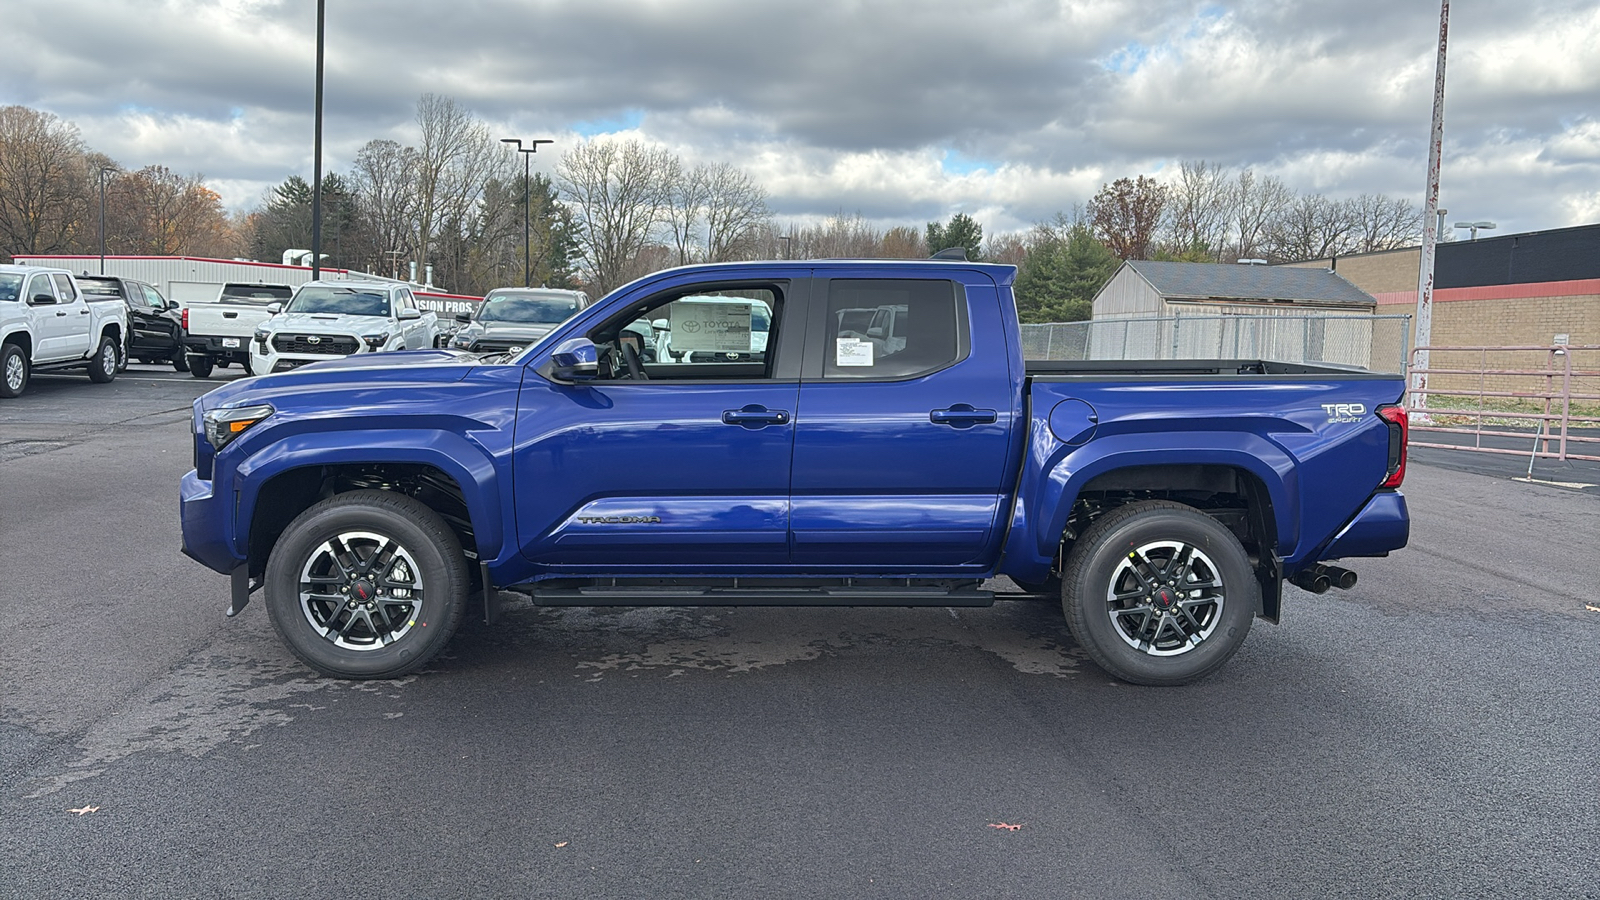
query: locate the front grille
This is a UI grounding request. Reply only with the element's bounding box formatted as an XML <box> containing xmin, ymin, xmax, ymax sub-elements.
<box><xmin>473</xmin><ymin>339</ymin><xmax>533</xmax><ymax>353</ymax></box>
<box><xmin>272</xmin><ymin>333</ymin><xmax>359</xmax><ymax>355</ymax></box>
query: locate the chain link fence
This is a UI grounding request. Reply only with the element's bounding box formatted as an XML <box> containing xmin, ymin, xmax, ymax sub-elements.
<box><xmin>1020</xmin><ymin>314</ymin><xmax>1413</xmax><ymax>373</ymax></box>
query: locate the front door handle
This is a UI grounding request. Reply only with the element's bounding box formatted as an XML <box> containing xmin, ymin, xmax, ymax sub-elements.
<box><xmin>723</xmin><ymin>405</ymin><xmax>790</xmax><ymax>428</ymax></box>
<box><xmin>930</xmin><ymin>404</ymin><xmax>998</xmax><ymax>428</ymax></box>
<box><xmin>56</xmin><ymin>311</ymin><xmax>68</xmax><ymax>317</ymax></box>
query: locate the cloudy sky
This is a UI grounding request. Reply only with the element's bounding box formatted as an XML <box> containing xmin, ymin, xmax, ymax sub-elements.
<box><xmin>7</xmin><ymin>0</ymin><xmax>1598</xmax><ymax>239</ymax></box>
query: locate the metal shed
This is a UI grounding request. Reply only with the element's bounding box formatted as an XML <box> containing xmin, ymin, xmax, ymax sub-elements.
<box><xmin>1089</xmin><ymin>260</ymin><xmax>1385</xmax><ymax>366</ymax></box>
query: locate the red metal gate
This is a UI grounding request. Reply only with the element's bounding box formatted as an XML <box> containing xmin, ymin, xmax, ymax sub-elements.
<box><xmin>1406</xmin><ymin>344</ymin><xmax>1600</xmax><ymax>462</ymax></box>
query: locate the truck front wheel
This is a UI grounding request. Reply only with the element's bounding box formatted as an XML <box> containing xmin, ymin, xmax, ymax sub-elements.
<box><xmin>264</xmin><ymin>490</ymin><xmax>468</xmax><ymax>679</ymax></box>
<box><xmin>1</xmin><ymin>343</ymin><xmax>28</xmax><ymax>398</ymax></box>
<box><xmin>88</xmin><ymin>336</ymin><xmax>119</xmax><ymax>383</ymax></box>
<box><xmin>1061</xmin><ymin>500</ymin><xmax>1256</xmax><ymax>686</ymax></box>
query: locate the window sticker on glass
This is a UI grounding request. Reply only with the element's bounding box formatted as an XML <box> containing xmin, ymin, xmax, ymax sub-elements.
<box><xmin>836</xmin><ymin>337</ymin><xmax>874</xmax><ymax>366</ymax></box>
<box><xmin>670</xmin><ymin>300</ymin><xmax>753</xmax><ymax>353</ymax></box>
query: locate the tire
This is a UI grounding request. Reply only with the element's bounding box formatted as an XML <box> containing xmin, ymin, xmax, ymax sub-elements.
<box><xmin>1</xmin><ymin>343</ymin><xmax>28</xmax><ymax>399</ymax></box>
<box><xmin>189</xmin><ymin>354</ymin><xmax>214</xmax><ymax>378</ymax></box>
<box><xmin>1061</xmin><ymin>500</ymin><xmax>1257</xmax><ymax>686</ymax></box>
<box><xmin>264</xmin><ymin>489</ymin><xmax>469</xmax><ymax>679</ymax></box>
<box><xmin>88</xmin><ymin>336</ymin><xmax>119</xmax><ymax>383</ymax></box>
<box><xmin>172</xmin><ymin>347</ymin><xmax>190</xmax><ymax>372</ymax></box>
<box><xmin>217</xmin><ymin>359</ymin><xmax>231</xmax><ymax>368</ymax></box>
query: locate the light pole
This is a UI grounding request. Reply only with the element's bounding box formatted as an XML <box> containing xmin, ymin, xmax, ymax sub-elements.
<box><xmin>499</xmin><ymin>137</ymin><xmax>554</xmax><ymax>287</ymax></box>
<box><xmin>97</xmin><ymin>166</ymin><xmax>116</xmax><ymax>274</ymax></box>
<box><xmin>310</xmin><ymin>0</ymin><xmax>326</xmax><ymax>280</ymax></box>
<box><xmin>1453</xmin><ymin>220</ymin><xmax>1496</xmax><ymax>241</ymax></box>
<box><xmin>1412</xmin><ymin>0</ymin><xmax>1450</xmax><ymax>413</ymax></box>
<box><xmin>1435</xmin><ymin>207</ymin><xmax>1448</xmax><ymax>239</ymax></box>
<box><xmin>777</xmin><ymin>234</ymin><xmax>792</xmax><ymax>259</ymax></box>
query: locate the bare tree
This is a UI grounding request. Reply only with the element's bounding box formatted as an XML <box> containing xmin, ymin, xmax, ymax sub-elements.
<box><xmin>700</xmin><ymin>162</ymin><xmax>769</xmax><ymax>262</ymax></box>
<box><xmin>0</xmin><ymin>105</ymin><xmax>89</xmax><ymax>258</ymax></box>
<box><xmin>1088</xmin><ymin>176</ymin><xmax>1167</xmax><ymax>260</ymax></box>
<box><xmin>1230</xmin><ymin>169</ymin><xmax>1294</xmax><ymax>261</ymax></box>
<box><xmin>1265</xmin><ymin>193</ymin><xmax>1361</xmax><ymax>262</ymax></box>
<box><xmin>349</xmin><ymin>139</ymin><xmax>419</xmax><ymax>277</ymax></box>
<box><xmin>1165</xmin><ymin>160</ymin><xmax>1232</xmax><ymax>261</ymax></box>
<box><xmin>661</xmin><ymin>156</ymin><xmax>702</xmax><ymax>265</ymax></box>
<box><xmin>1348</xmin><ymin>193</ymin><xmax>1423</xmax><ymax>253</ymax></box>
<box><xmin>880</xmin><ymin>225</ymin><xmax>926</xmax><ymax>259</ymax></box>
<box><xmin>412</xmin><ymin>94</ymin><xmax>497</xmax><ymax>285</ymax></box>
<box><xmin>557</xmin><ymin>138</ymin><xmax>675</xmax><ymax>294</ymax></box>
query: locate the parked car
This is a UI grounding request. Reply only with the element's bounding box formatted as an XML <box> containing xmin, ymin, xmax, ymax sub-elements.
<box><xmin>184</xmin><ymin>282</ymin><xmax>295</xmax><ymax>378</ymax></box>
<box><xmin>250</xmin><ymin>280</ymin><xmax>438</xmax><ymax>374</ymax></box>
<box><xmin>181</xmin><ymin>258</ymin><xmax>1411</xmax><ymax>686</ymax></box>
<box><xmin>77</xmin><ymin>275</ymin><xmax>188</xmax><ymax>371</ymax></box>
<box><xmin>449</xmin><ymin>288</ymin><xmax>590</xmax><ymax>355</ymax></box>
<box><xmin>0</xmin><ymin>264</ymin><xmax>129</xmax><ymax>398</ymax></box>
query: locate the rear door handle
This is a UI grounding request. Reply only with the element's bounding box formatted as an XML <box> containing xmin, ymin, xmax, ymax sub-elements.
<box><xmin>723</xmin><ymin>405</ymin><xmax>791</xmax><ymax>428</ymax></box>
<box><xmin>930</xmin><ymin>404</ymin><xmax>998</xmax><ymax>428</ymax></box>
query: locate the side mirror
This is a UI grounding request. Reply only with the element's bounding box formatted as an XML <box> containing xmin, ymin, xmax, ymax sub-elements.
<box><xmin>455</xmin><ymin>312</ymin><xmax>472</xmax><ymax>323</ymax></box>
<box><xmin>29</xmin><ymin>293</ymin><xmax>56</xmax><ymax>306</ymax></box>
<box><xmin>266</xmin><ymin>302</ymin><xmax>282</xmax><ymax>315</ymax></box>
<box><xmin>549</xmin><ymin>337</ymin><xmax>599</xmax><ymax>381</ymax></box>
<box><xmin>651</xmin><ymin>318</ymin><xmax>669</xmax><ymax>332</ymax></box>
<box><xmin>398</xmin><ymin>308</ymin><xmax>422</xmax><ymax>321</ymax></box>
<box><xmin>165</xmin><ymin>299</ymin><xmax>180</xmax><ymax>311</ymax></box>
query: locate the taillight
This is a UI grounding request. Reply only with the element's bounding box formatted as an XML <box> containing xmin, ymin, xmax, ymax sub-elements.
<box><xmin>181</xmin><ymin>307</ymin><xmax>189</xmax><ymax>331</ymax></box>
<box><xmin>1377</xmin><ymin>404</ymin><xmax>1408</xmax><ymax>488</ymax></box>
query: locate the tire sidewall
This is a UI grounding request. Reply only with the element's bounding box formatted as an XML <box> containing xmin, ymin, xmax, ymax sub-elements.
<box><xmin>264</xmin><ymin>494</ymin><xmax>466</xmax><ymax>679</ymax></box>
<box><xmin>1</xmin><ymin>344</ymin><xmax>28</xmax><ymax>398</ymax></box>
<box><xmin>188</xmin><ymin>354</ymin><xmax>213</xmax><ymax>378</ymax></box>
<box><xmin>1066</xmin><ymin>505</ymin><xmax>1257</xmax><ymax>686</ymax></box>
<box><xmin>89</xmin><ymin>337</ymin><xmax>118</xmax><ymax>383</ymax></box>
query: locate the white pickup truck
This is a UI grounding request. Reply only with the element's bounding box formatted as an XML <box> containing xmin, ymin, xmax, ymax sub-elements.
<box><xmin>183</xmin><ymin>282</ymin><xmax>295</xmax><ymax>378</ymax></box>
<box><xmin>0</xmin><ymin>264</ymin><xmax>130</xmax><ymax>399</ymax></box>
<box><xmin>249</xmin><ymin>280</ymin><xmax>438</xmax><ymax>374</ymax></box>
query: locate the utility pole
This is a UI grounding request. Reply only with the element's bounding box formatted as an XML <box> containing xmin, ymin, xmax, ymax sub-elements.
<box><xmin>499</xmin><ymin>137</ymin><xmax>554</xmax><ymax>287</ymax></box>
<box><xmin>97</xmin><ymin>167</ymin><xmax>115</xmax><ymax>274</ymax></box>
<box><xmin>310</xmin><ymin>0</ymin><xmax>326</xmax><ymax>280</ymax></box>
<box><xmin>1412</xmin><ymin>0</ymin><xmax>1449</xmax><ymax>412</ymax></box>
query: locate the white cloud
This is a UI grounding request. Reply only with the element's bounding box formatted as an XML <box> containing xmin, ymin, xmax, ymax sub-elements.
<box><xmin>1</xmin><ymin>0</ymin><xmax>1595</xmax><ymax>236</ymax></box>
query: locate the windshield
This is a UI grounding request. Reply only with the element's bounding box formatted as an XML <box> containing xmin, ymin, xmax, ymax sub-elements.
<box><xmin>478</xmin><ymin>294</ymin><xmax>580</xmax><ymax>324</ymax></box>
<box><xmin>0</xmin><ymin>274</ymin><xmax>23</xmax><ymax>301</ymax></box>
<box><xmin>288</xmin><ymin>287</ymin><xmax>391</xmax><ymax>317</ymax></box>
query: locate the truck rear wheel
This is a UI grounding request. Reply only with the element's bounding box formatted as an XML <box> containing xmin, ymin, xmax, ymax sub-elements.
<box><xmin>1</xmin><ymin>343</ymin><xmax>28</xmax><ymax>398</ymax></box>
<box><xmin>172</xmin><ymin>347</ymin><xmax>190</xmax><ymax>372</ymax></box>
<box><xmin>264</xmin><ymin>489</ymin><xmax>469</xmax><ymax>679</ymax></box>
<box><xmin>1061</xmin><ymin>500</ymin><xmax>1256</xmax><ymax>686</ymax></box>
<box><xmin>88</xmin><ymin>337</ymin><xmax>119</xmax><ymax>383</ymax></box>
<box><xmin>188</xmin><ymin>355</ymin><xmax>213</xmax><ymax>378</ymax></box>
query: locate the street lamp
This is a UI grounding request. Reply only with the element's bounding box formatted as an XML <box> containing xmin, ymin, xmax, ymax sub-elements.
<box><xmin>97</xmin><ymin>166</ymin><xmax>116</xmax><ymax>274</ymax></box>
<box><xmin>500</xmin><ymin>137</ymin><xmax>554</xmax><ymax>287</ymax></box>
<box><xmin>1453</xmin><ymin>220</ymin><xmax>1496</xmax><ymax>241</ymax></box>
<box><xmin>1435</xmin><ymin>207</ymin><xmax>1448</xmax><ymax>239</ymax></box>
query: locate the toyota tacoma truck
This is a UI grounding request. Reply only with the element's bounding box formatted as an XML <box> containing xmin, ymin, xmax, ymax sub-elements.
<box><xmin>180</xmin><ymin>259</ymin><xmax>1410</xmax><ymax>685</ymax></box>
<box><xmin>250</xmin><ymin>280</ymin><xmax>437</xmax><ymax>374</ymax></box>
<box><xmin>184</xmin><ymin>282</ymin><xmax>295</xmax><ymax>377</ymax></box>
<box><xmin>1</xmin><ymin>264</ymin><xmax>129</xmax><ymax>398</ymax></box>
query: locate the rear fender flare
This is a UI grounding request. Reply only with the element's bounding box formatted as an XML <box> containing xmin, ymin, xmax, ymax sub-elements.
<box><xmin>1026</xmin><ymin>431</ymin><xmax>1298</xmax><ymax>566</ymax></box>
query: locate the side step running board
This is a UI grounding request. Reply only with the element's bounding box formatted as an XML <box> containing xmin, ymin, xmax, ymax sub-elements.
<box><xmin>525</xmin><ymin>585</ymin><xmax>996</xmax><ymax>608</ymax></box>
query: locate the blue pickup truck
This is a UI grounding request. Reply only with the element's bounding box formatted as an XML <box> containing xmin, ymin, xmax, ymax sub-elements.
<box><xmin>180</xmin><ymin>259</ymin><xmax>1410</xmax><ymax>685</ymax></box>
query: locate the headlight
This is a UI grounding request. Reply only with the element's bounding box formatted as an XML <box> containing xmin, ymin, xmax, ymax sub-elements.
<box><xmin>452</xmin><ymin>335</ymin><xmax>473</xmax><ymax>349</ymax></box>
<box><xmin>253</xmin><ymin>325</ymin><xmax>272</xmax><ymax>342</ymax></box>
<box><xmin>362</xmin><ymin>332</ymin><xmax>391</xmax><ymax>350</ymax></box>
<box><xmin>203</xmin><ymin>404</ymin><xmax>274</xmax><ymax>450</ymax></box>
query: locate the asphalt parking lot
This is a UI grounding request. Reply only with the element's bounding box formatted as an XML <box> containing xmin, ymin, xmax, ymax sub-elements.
<box><xmin>2</xmin><ymin>366</ymin><xmax>1597</xmax><ymax>899</ymax></box>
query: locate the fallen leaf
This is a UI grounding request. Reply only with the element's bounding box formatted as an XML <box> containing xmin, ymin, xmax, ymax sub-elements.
<box><xmin>988</xmin><ymin>822</ymin><xmax>1022</xmax><ymax>831</ymax></box>
<box><xmin>68</xmin><ymin>805</ymin><xmax>100</xmax><ymax>816</ymax></box>
<box><xmin>555</xmin><ymin>841</ymin><xmax>568</xmax><ymax>848</ymax></box>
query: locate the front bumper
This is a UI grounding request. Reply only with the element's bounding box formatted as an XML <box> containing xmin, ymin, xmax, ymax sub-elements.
<box><xmin>1321</xmin><ymin>491</ymin><xmax>1409</xmax><ymax>560</ymax></box>
<box><xmin>180</xmin><ymin>469</ymin><xmax>243</xmax><ymax>575</ymax></box>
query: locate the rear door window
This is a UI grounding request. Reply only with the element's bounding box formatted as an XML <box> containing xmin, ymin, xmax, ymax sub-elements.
<box><xmin>821</xmin><ymin>279</ymin><xmax>965</xmax><ymax>380</ymax></box>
